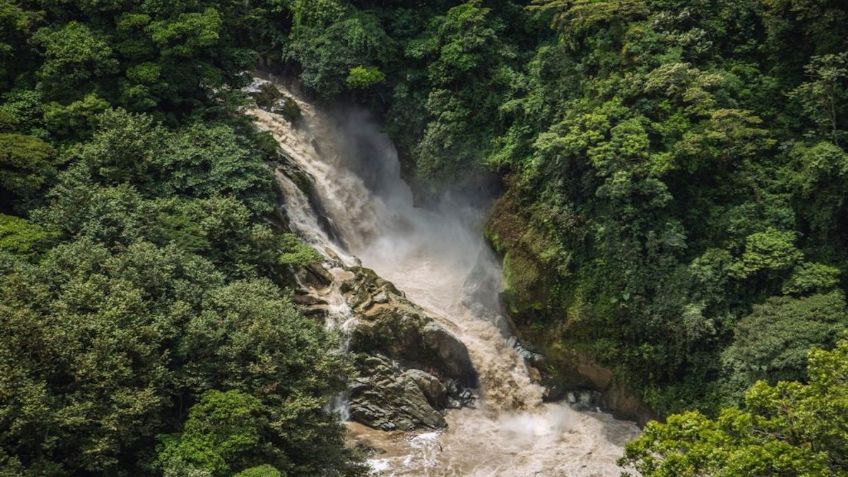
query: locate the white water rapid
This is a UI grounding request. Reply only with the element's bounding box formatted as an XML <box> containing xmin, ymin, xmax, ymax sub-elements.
<box><xmin>249</xmin><ymin>76</ymin><xmax>641</xmax><ymax>477</ymax></box>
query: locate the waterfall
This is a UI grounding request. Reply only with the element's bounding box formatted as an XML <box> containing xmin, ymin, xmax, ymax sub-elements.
<box><xmin>250</xmin><ymin>76</ymin><xmax>641</xmax><ymax>476</ymax></box>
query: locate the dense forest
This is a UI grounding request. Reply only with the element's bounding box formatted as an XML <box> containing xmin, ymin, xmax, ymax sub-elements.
<box><xmin>1</xmin><ymin>0</ymin><xmax>847</xmax><ymax>476</ymax></box>
<box><xmin>0</xmin><ymin>0</ymin><xmax>360</xmax><ymax>475</ymax></box>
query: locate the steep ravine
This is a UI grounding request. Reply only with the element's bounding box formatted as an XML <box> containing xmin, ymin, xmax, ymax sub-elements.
<box><xmin>248</xmin><ymin>75</ymin><xmax>641</xmax><ymax>476</ymax></box>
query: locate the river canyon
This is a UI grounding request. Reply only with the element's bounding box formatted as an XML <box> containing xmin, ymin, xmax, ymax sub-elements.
<box><xmin>249</xmin><ymin>75</ymin><xmax>641</xmax><ymax>477</ymax></box>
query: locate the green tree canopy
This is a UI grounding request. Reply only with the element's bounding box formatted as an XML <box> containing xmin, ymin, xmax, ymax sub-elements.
<box><xmin>622</xmin><ymin>337</ymin><xmax>848</xmax><ymax>476</ymax></box>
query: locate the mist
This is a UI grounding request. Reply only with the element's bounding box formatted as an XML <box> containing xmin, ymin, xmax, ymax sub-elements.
<box><xmin>300</xmin><ymin>99</ymin><xmax>512</xmax><ymax>335</ymax></box>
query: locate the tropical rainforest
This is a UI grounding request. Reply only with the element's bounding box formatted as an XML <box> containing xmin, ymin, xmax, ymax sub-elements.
<box><xmin>1</xmin><ymin>0</ymin><xmax>847</xmax><ymax>476</ymax></box>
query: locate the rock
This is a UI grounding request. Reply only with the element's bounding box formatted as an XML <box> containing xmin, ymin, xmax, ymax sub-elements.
<box><xmin>295</xmin><ymin>262</ymin><xmax>334</xmax><ymax>289</ymax></box>
<box><xmin>565</xmin><ymin>390</ymin><xmax>602</xmax><ymax>411</ymax></box>
<box><xmin>300</xmin><ymin>305</ymin><xmax>328</xmax><ymax>319</ymax></box>
<box><xmin>534</xmin><ymin>347</ymin><xmax>657</xmax><ymax>425</ymax></box>
<box><xmin>508</xmin><ymin>336</ymin><xmax>544</xmax><ymax>364</ymax></box>
<box><xmin>349</xmin><ymin>355</ymin><xmax>446</xmax><ymax>431</ymax></box>
<box><xmin>344</xmin><ymin>267</ymin><xmax>478</xmax><ymax>388</ymax></box>
<box><xmin>460</xmin><ymin>249</ymin><xmax>517</xmax><ymax>337</ymax></box>
<box><xmin>527</xmin><ymin>365</ymin><xmax>542</xmax><ymax>384</ymax></box>
<box><xmin>404</xmin><ymin>369</ymin><xmax>447</xmax><ymax>409</ymax></box>
<box><xmin>342</xmin><ymin>267</ymin><xmax>402</xmax><ymax>309</ymax></box>
<box><xmin>350</xmin><ymin>308</ymin><xmax>477</xmax><ymax>388</ymax></box>
<box><xmin>601</xmin><ymin>381</ymin><xmax>656</xmax><ymax>426</ymax></box>
<box><xmin>293</xmin><ymin>292</ymin><xmax>327</xmax><ymax>306</ymax></box>
<box><xmin>372</xmin><ymin>291</ymin><xmax>389</xmax><ymax>304</ymax></box>
<box><xmin>247</xmin><ymin>81</ymin><xmax>302</xmax><ymax>122</ymax></box>
<box><xmin>289</xmin><ymin>262</ymin><xmax>479</xmax><ymax>431</ymax></box>
<box><xmin>420</xmin><ymin>323</ymin><xmax>477</xmax><ymax>387</ymax></box>
<box><xmin>251</xmin><ymin>82</ymin><xmax>284</xmax><ymax>110</ymax></box>
<box><xmin>273</xmin><ymin>96</ymin><xmax>301</xmax><ymax>122</ymax></box>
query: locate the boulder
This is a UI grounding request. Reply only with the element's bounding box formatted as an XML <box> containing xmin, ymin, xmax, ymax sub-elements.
<box><xmin>349</xmin><ymin>355</ymin><xmax>446</xmax><ymax>431</ymax></box>
<box><xmin>248</xmin><ymin>80</ymin><xmax>301</xmax><ymax>122</ymax></box>
<box><xmin>350</xmin><ymin>303</ymin><xmax>477</xmax><ymax>388</ymax></box>
<box><xmin>344</xmin><ymin>267</ymin><xmax>478</xmax><ymax>388</ymax></box>
<box><xmin>291</xmin><ymin>262</ymin><xmax>480</xmax><ymax>431</ymax></box>
<box><xmin>420</xmin><ymin>323</ymin><xmax>477</xmax><ymax>386</ymax></box>
<box><xmin>404</xmin><ymin>369</ymin><xmax>448</xmax><ymax>409</ymax></box>
<box><xmin>295</xmin><ymin>262</ymin><xmax>334</xmax><ymax>289</ymax></box>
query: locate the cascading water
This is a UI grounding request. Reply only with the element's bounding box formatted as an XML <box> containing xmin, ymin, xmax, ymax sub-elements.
<box><xmin>320</xmin><ymin>267</ymin><xmax>359</xmax><ymax>421</ymax></box>
<box><xmin>250</xmin><ymin>75</ymin><xmax>641</xmax><ymax>476</ymax></box>
<box><xmin>274</xmin><ymin>169</ymin><xmax>356</xmax><ymax>419</ymax></box>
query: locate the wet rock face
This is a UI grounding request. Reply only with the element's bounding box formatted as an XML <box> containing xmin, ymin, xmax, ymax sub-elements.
<box><xmin>344</xmin><ymin>267</ymin><xmax>478</xmax><ymax>389</ymax></box>
<box><xmin>538</xmin><ymin>350</ymin><xmax>656</xmax><ymax>426</ymax></box>
<box><xmin>249</xmin><ymin>81</ymin><xmax>302</xmax><ymax>121</ymax></box>
<box><xmin>296</xmin><ymin>263</ymin><xmax>478</xmax><ymax>431</ymax></box>
<box><xmin>349</xmin><ymin>355</ymin><xmax>446</xmax><ymax>431</ymax></box>
<box><xmin>404</xmin><ymin>369</ymin><xmax>448</xmax><ymax>409</ymax></box>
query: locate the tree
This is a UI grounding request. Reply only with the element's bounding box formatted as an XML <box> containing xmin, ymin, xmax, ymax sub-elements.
<box><xmin>148</xmin><ymin>8</ymin><xmax>222</xmax><ymax>58</ymax></box>
<box><xmin>411</xmin><ymin>1</ymin><xmax>517</xmax><ymax>180</ymax></box>
<box><xmin>622</xmin><ymin>338</ymin><xmax>848</xmax><ymax>476</ymax></box>
<box><xmin>0</xmin><ymin>0</ymin><xmax>40</xmax><ymax>89</ymax></box>
<box><xmin>176</xmin><ymin>279</ymin><xmax>358</xmax><ymax>475</ymax></box>
<box><xmin>791</xmin><ymin>52</ymin><xmax>848</xmax><ymax>145</ymax></box>
<box><xmin>43</xmin><ymin>93</ymin><xmax>110</xmax><ymax>137</ymax></box>
<box><xmin>0</xmin><ymin>133</ymin><xmax>55</xmax><ymax>205</ymax></box>
<box><xmin>234</xmin><ymin>465</ymin><xmax>284</xmax><ymax>477</ymax></box>
<box><xmin>53</xmin><ymin>109</ymin><xmax>275</xmax><ymax>216</ymax></box>
<box><xmin>0</xmin><ymin>214</ymin><xmax>55</xmax><ymax>257</ymax></box>
<box><xmin>732</xmin><ymin>228</ymin><xmax>803</xmax><ymax>278</ymax></box>
<box><xmin>0</xmin><ymin>241</ymin><xmax>358</xmax><ymax>475</ymax></box>
<box><xmin>32</xmin><ymin>22</ymin><xmax>118</xmax><ymax>100</ymax></box>
<box><xmin>783</xmin><ymin>262</ymin><xmax>841</xmax><ymax>296</ymax></box>
<box><xmin>789</xmin><ymin>141</ymin><xmax>848</xmax><ymax>239</ymax></box>
<box><xmin>721</xmin><ymin>291</ymin><xmax>848</xmax><ymax>395</ymax></box>
<box><xmin>156</xmin><ymin>390</ymin><xmax>269</xmax><ymax>477</ymax></box>
<box><xmin>287</xmin><ymin>10</ymin><xmax>393</xmax><ymax>96</ymax></box>
<box><xmin>0</xmin><ymin>89</ymin><xmax>46</xmax><ymax>136</ymax></box>
<box><xmin>530</xmin><ymin>0</ymin><xmax>649</xmax><ymax>44</ymax></box>
<box><xmin>0</xmin><ymin>1</ymin><xmax>370</xmax><ymax>475</ymax></box>
<box><xmin>346</xmin><ymin>65</ymin><xmax>386</xmax><ymax>89</ymax></box>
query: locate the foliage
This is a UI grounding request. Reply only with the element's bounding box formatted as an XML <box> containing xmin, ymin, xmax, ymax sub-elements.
<box><xmin>468</xmin><ymin>0</ymin><xmax>848</xmax><ymax>415</ymax></box>
<box><xmin>790</xmin><ymin>52</ymin><xmax>848</xmax><ymax>145</ymax></box>
<box><xmin>0</xmin><ymin>241</ymin><xmax>356</xmax><ymax>475</ymax></box>
<box><xmin>0</xmin><ymin>214</ymin><xmax>55</xmax><ymax>257</ymax></box>
<box><xmin>0</xmin><ymin>132</ymin><xmax>55</xmax><ymax>204</ymax></box>
<box><xmin>234</xmin><ymin>465</ymin><xmax>284</xmax><ymax>477</ymax></box>
<box><xmin>721</xmin><ymin>292</ymin><xmax>848</xmax><ymax>396</ymax></box>
<box><xmin>783</xmin><ymin>262</ymin><xmax>841</xmax><ymax>296</ymax></box>
<box><xmin>409</xmin><ymin>0</ymin><xmax>518</xmax><ymax>181</ymax></box>
<box><xmin>0</xmin><ymin>1</ymin><xmax>364</xmax><ymax>474</ymax></box>
<box><xmin>0</xmin><ymin>1</ymin><xmax>38</xmax><ymax>88</ymax></box>
<box><xmin>32</xmin><ymin>21</ymin><xmax>119</xmax><ymax>100</ymax></box>
<box><xmin>346</xmin><ymin>66</ymin><xmax>386</xmax><ymax>89</ymax></box>
<box><xmin>156</xmin><ymin>390</ymin><xmax>265</xmax><ymax>476</ymax></box>
<box><xmin>732</xmin><ymin>228</ymin><xmax>803</xmax><ymax>278</ymax></box>
<box><xmin>54</xmin><ymin>108</ymin><xmax>276</xmax><ymax>216</ymax></box>
<box><xmin>621</xmin><ymin>338</ymin><xmax>848</xmax><ymax>476</ymax></box>
<box><xmin>287</xmin><ymin>9</ymin><xmax>393</xmax><ymax>96</ymax></box>
<box><xmin>278</xmin><ymin>233</ymin><xmax>322</xmax><ymax>266</ymax></box>
<box><xmin>276</xmin><ymin>0</ymin><xmax>848</xmax><ymax>420</ymax></box>
<box><xmin>5</xmin><ymin>0</ymin><xmax>848</xmax><ymax>471</ymax></box>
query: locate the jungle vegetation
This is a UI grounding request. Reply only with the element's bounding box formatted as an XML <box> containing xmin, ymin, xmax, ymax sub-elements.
<box><xmin>2</xmin><ymin>0</ymin><xmax>847</xmax><ymax>475</ymax></box>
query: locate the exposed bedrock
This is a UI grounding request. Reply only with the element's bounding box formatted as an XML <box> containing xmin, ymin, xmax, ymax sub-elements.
<box><xmin>297</xmin><ymin>262</ymin><xmax>477</xmax><ymax>430</ymax></box>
